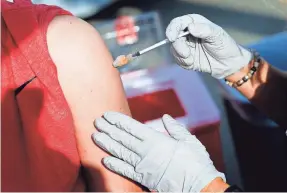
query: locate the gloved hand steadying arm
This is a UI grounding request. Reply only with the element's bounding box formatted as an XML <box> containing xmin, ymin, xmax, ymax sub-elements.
<box><xmin>166</xmin><ymin>14</ymin><xmax>252</xmax><ymax>79</ymax></box>
<box><xmin>92</xmin><ymin>112</ymin><xmax>226</xmax><ymax>192</ymax></box>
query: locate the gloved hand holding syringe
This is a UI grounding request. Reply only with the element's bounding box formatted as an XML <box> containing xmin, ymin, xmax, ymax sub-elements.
<box><xmin>113</xmin><ymin>31</ymin><xmax>190</xmax><ymax>68</ymax></box>
<box><xmin>114</xmin><ymin>14</ymin><xmax>252</xmax><ymax>80</ymax></box>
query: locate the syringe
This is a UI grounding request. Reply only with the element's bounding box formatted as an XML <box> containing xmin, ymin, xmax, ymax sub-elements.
<box><xmin>113</xmin><ymin>31</ymin><xmax>190</xmax><ymax>68</ymax></box>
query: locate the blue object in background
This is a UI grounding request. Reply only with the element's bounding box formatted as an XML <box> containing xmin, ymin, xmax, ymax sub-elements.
<box><xmin>249</xmin><ymin>32</ymin><xmax>287</xmax><ymax>71</ymax></box>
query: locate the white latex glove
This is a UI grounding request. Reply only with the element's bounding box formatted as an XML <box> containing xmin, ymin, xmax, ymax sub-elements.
<box><xmin>166</xmin><ymin>14</ymin><xmax>252</xmax><ymax>79</ymax></box>
<box><xmin>92</xmin><ymin>112</ymin><xmax>226</xmax><ymax>192</ymax></box>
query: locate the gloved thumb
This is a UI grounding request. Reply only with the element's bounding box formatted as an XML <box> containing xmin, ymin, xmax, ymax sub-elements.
<box><xmin>171</xmin><ymin>37</ymin><xmax>191</xmax><ymax>59</ymax></box>
<box><xmin>188</xmin><ymin>23</ymin><xmax>214</xmax><ymax>40</ymax></box>
<box><xmin>162</xmin><ymin>114</ymin><xmax>191</xmax><ymax>141</ymax></box>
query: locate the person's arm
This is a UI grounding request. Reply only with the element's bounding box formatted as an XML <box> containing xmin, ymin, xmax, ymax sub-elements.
<box><xmin>226</xmin><ymin>59</ymin><xmax>287</xmax><ymax>128</ymax></box>
<box><xmin>47</xmin><ymin>15</ymin><xmax>142</xmax><ymax>192</ymax></box>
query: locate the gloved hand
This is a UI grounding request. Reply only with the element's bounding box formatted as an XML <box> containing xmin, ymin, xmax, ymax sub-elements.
<box><xmin>166</xmin><ymin>14</ymin><xmax>252</xmax><ymax>79</ymax></box>
<box><xmin>92</xmin><ymin>112</ymin><xmax>226</xmax><ymax>192</ymax></box>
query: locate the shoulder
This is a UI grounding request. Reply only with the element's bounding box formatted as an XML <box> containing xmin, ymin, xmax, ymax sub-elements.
<box><xmin>47</xmin><ymin>15</ymin><xmax>100</xmax><ymax>44</ymax></box>
<box><xmin>46</xmin><ymin>15</ymin><xmax>117</xmax><ymax>88</ymax></box>
<box><xmin>47</xmin><ymin>15</ymin><xmax>108</xmax><ymax>69</ymax></box>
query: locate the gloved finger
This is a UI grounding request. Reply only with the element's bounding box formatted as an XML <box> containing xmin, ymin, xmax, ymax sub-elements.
<box><xmin>162</xmin><ymin>115</ymin><xmax>207</xmax><ymax>148</ymax></box>
<box><xmin>171</xmin><ymin>37</ymin><xmax>191</xmax><ymax>59</ymax></box>
<box><xmin>95</xmin><ymin>118</ymin><xmax>143</xmax><ymax>153</ymax></box>
<box><xmin>103</xmin><ymin>112</ymin><xmax>155</xmax><ymax>140</ymax></box>
<box><xmin>170</xmin><ymin>46</ymin><xmax>194</xmax><ymax>69</ymax></box>
<box><xmin>93</xmin><ymin>132</ymin><xmax>141</xmax><ymax>167</ymax></box>
<box><xmin>188</xmin><ymin>22</ymin><xmax>215</xmax><ymax>40</ymax></box>
<box><xmin>166</xmin><ymin>15</ymin><xmax>194</xmax><ymax>42</ymax></box>
<box><xmin>103</xmin><ymin>157</ymin><xmax>143</xmax><ymax>183</ymax></box>
<box><xmin>162</xmin><ymin>114</ymin><xmax>192</xmax><ymax>141</ymax></box>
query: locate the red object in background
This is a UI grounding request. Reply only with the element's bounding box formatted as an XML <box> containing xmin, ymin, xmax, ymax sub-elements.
<box><xmin>128</xmin><ymin>88</ymin><xmax>224</xmax><ymax>172</ymax></box>
<box><xmin>128</xmin><ymin>89</ymin><xmax>186</xmax><ymax>123</ymax></box>
<box><xmin>114</xmin><ymin>16</ymin><xmax>138</xmax><ymax>45</ymax></box>
<box><xmin>192</xmin><ymin>122</ymin><xmax>225</xmax><ymax>173</ymax></box>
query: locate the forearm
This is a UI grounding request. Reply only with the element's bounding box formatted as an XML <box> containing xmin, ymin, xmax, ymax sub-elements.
<box><xmin>226</xmin><ymin>59</ymin><xmax>287</xmax><ymax>128</ymax></box>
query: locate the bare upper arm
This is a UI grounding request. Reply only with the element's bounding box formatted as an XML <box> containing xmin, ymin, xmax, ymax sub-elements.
<box><xmin>47</xmin><ymin>15</ymin><xmax>142</xmax><ymax>191</ymax></box>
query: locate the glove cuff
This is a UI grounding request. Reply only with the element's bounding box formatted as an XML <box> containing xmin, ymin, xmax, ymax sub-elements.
<box><xmin>217</xmin><ymin>46</ymin><xmax>252</xmax><ymax>79</ymax></box>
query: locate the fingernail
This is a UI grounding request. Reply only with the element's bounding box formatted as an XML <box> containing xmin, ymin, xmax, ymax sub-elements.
<box><xmin>103</xmin><ymin>112</ymin><xmax>117</xmax><ymax>123</ymax></box>
<box><xmin>94</xmin><ymin>119</ymin><xmax>98</xmax><ymax>127</ymax></box>
<box><xmin>94</xmin><ymin>118</ymin><xmax>102</xmax><ymax>128</ymax></box>
<box><xmin>170</xmin><ymin>35</ymin><xmax>178</xmax><ymax>42</ymax></box>
<box><xmin>95</xmin><ymin>118</ymin><xmax>109</xmax><ymax>132</ymax></box>
<box><xmin>163</xmin><ymin>114</ymin><xmax>175</xmax><ymax>122</ymax></box>
<box><xmin>169</xmin><ymin>36</ymin><xmax>176</xmax><ymax>42</ymax></box>
<box><xmin>93</xmin><ymin>131</ymin><xmax>105</xmax><ymax>139</ymax></box>
<box><xmin>103</xmin><ymin>112</ymin><xmax>110</xmax><ymax>118</ymax></box>
<box><xmin>91</xmin><ymin>132</ymin><xmax>101</xmax><ymax>143</ymax></box>
<box><xmin>92</xmin><ymin>132</ymin><xmax>97</xmax><ymax>139</ymax></box>
<box><xmin>104</xmin><ymin>112</ymin><xmax>115</xmax><ymax>119</ymax></box>
<box><xmin>103</xmin><ymin>157</ymin><xmax>112</xmax><ymax>166</ymax></box>
<box><xmin>166</xmin><ymin>27</ymin><xmax>175</xmax><ymax>42</ymax></box>
<box><xmin>169</xmin><ymin>32</ymin><xmax>178</xmax><ymax>42</ymax></box>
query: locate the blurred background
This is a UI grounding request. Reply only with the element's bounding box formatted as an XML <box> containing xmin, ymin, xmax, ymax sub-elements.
<box><xmin>33</xmin><ymin>0</ymin><xmax>287</xmax><ymax>191</ymax></box>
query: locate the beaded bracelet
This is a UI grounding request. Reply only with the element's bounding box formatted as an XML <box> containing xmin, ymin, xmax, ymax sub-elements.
<box><xmin>225</xmin><ymin>51</ymin><xmax>261</xmax><ymax>88</ymax></box>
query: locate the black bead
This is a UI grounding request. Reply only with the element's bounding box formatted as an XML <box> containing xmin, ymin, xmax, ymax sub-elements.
<box><xmin>251</xmin><ymin>66</ymin><xmax>257</xmax><ymax>71</ymax></box>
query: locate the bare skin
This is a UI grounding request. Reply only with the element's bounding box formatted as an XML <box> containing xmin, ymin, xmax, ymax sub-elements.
<box><xmin>201</xmin><ymin>178</ymin><xmax>230</xmax><ymax>193</ymax></box>
<box><xmin>47</xmin><ymin>15</ymin><xmax>143</xmax><ymax>192</ymax></box>
<box><xmin>226</xmin><ymin>58</ymin><xmax>287</xmax><ymax>128</ymax></box>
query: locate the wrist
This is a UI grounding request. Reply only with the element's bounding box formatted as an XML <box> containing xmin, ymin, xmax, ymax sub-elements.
<box><xmin>225</xmin><ymin>56</ymin><xmax>268</xmax><ymax>99</ymax></box>
<box><xmin>225</xmin><ymin>59</ymin><xmax>253</xmax><ymax>83</ymax></box>
<box><xmin>201</xmin><ymin>177</ymin><xmax>229</xmax><ymax>193</ymax></box>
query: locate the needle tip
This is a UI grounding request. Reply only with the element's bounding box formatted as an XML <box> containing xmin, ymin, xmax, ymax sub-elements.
<box><xmin>113</xmin><ymin>54</ymin><xmax>134</xmax><ymax>68</ymax></box>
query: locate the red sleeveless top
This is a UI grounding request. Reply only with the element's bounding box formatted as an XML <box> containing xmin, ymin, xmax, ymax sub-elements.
<box><xmin>1</xmin><ymin>0</ymin><xmax>85</xmax><ymax>191</ymax></box>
